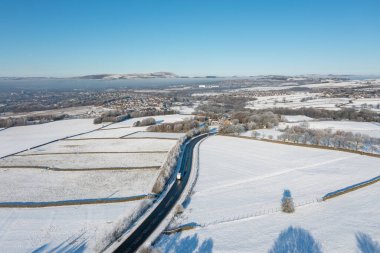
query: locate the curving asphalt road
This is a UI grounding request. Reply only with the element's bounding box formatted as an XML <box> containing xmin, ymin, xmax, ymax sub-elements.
<box><xmin>112</xmin><ymin>133</ymin><xmax>208</xmax><ymax>253</ymax></box>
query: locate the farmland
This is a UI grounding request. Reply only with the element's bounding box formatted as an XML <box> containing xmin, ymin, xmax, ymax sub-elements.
<box><xmin>0</xmin><ymin>114</ymin><xmax>188</xmax><ymax>252</ymax></box>
<box><xmin>155</xmin><ymin>136</ymin><xmax>380</xmax><ymax>253</ymax></box>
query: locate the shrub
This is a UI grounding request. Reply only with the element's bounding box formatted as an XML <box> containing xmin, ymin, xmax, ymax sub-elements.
<box><xmin>281</xmin><ymin>189</ymin><xmax>295</xmax><ymax>213</ymax></box>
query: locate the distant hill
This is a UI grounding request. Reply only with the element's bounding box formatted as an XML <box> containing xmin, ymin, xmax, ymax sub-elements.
<box><xmin>78</xmin><ymin>72</ymin><xmax>179</xmax><ymax>80</ymax></box>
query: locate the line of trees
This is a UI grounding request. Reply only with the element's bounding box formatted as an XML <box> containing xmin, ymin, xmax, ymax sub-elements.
<box><xmin>268</xmin><ymin>107</ymin><xmax>380</xmax><ymax>122</ymax></box>
<box><xmin>278</xmin><ymin>125</ymin><xmax>380</xmax><ymax>153</ymax></box>
<box><xmin>0</xmin><ymin>114</ymin><xmax>67</xmax><ymax>128</ymax></box>
<box><xmin>147</xmin><ymin>119</ymin><xmax>208</xmax><ymax>133</ymax></box>
<box><xmin>152</xmin><ymin>127</ymin><xmax>208</xmax><ymax>194</ymax></box>
<box><xmin>93</xmin><ymin>109</ymin><xmax>177</xmax><ymax>124</ymax></box>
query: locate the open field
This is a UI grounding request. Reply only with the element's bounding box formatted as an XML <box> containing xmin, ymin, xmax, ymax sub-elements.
<box><xmin>0</xmin><ymin>168</ymin><xmax>158</xmax><ymax>202</ymax></box>
<box><xmin>0</xmin><ymin>105</ymin><xmax>106</xmax><ymax>119</ymax></box>
<box><xmin>0</xmin><ymin>114</ymin><xmax>186</xmax><ymax>252</ymax></box>
<box><xmin>282</xmin><ymin>115</ymin><xmax>314</xmax><ymax>122</ymax></box>
<box><xmin>68</xmin><ymin>127</ymin><xmax>144</xmax><ymax>139</ymax></box>
<box><xmin>283</xmin><ymin>120</ymin><xmax>380</xmax><ymax>138</ymax></box>
<box><xmin>242</xmin><ymin>120</ymin><xmax>380</xmax><ymax>140</ymax></box>
<box><xmin>103</xmin><ymin>114</ymin><xmax>189</xmax><ymax>129</ymax></box>
<box><xmin>155</xmin><ymin>136</ymin><xmax>380</xmax><ymax>252</ymax></box>
<box><xmin>18</xmin><ymin>138</ymin><xmax>176</xmax><ymax>154</ymax></box>
<box><xmin>246</xmin><ymin>93</ymin><xmax>350</xmax><ymax>111</ymax></box>
<box><xmin>0</xmin><ymin>119</ymin><xmax>102</xmax><ymax>157</ymax></box>
<box><xmin>0</xmin><ymin>201</ymin><xmax>144</xmax><ymax>253</ymax></box>
<box><xmin>0</xmin><ymin>152</ymin><xmax>166</xmax><ymax>169</ymax></box>
<box><xmin>125</xmin><ymin>131</ymin><xmax>186</xmax><ymax>139</ymax></box>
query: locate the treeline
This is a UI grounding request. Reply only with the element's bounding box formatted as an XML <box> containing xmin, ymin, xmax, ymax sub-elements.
<box><xmin>196</xmin><ymin>93</ymin><xmax>380</xmax><ymax>124</ymax></box>
<box><xmin>147</xmin><ymin>118</ymin><xmax>208</xmax><ymax>133</ymax></box>
<box><xmin>93</xmin><ymin>109</ymin><xmax>177</xmax><ymax>124</ymax></box>
<box><xmin>0</xmin><ymin>114</ymin><xmax>67</xmax><ymax>128</ymax></box>
<box><xmin>219</xmin><ymin>111</ymin><xmax>280</xmax><ymax>135</ymax></box>
<box><xmin>278</xmin><ymin>125</ymin><xmax>380</xmax><ymax>153</ymax></box>
<box><xmin>268</xmin><ymin>107</ymin><xmax>380</xmax><ymax>123</ymax></box>
<box><xmin>195</xmin><ymin>94</ymin><xmax>281</xmax><ymax>135</ymax></box>
<box><xmin>196</xmin><ymin>95</ymin><xmax>252</xmax><ymax>114</ymax></box>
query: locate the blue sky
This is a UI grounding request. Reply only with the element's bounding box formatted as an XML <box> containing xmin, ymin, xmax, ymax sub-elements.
<box><xmin>0</xmin><ymin>0</ymin><xmax>379</xmax><ymax>76</ymax></box>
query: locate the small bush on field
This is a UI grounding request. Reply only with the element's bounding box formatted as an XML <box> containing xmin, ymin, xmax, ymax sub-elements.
<box><xmin>281</xmin><ymin>189</ymin><xmax>295</xmax><ymax>213</ymax></box>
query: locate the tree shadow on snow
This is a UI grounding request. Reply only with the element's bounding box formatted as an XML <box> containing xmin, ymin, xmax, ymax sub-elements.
<box><xmin>30</xmin><ymin>233</ymin><xmax>87</xmax><ymax>253</ymax></box>
<box><xmin>155</xmin><ymin>233</ymin><xmax>213</xmax><ymax>253</ymax></box>
<box><xmin>356</xmin><ymin>232</ymin><xmax>380</xmax><ymax>253</ymax></box>
<box><xmin>268</xmin><ymin>226</ymin><xmax>322</xmax><ymax>253</ymax></box>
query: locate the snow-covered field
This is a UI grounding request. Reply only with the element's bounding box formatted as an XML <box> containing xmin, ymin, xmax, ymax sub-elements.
<box><xmin>102</xmin><ymin>114</ymin><xmax>189</xmax><ymax>129</ymax></box>
<box><xmin>171</xmin><ymin>104</ymin><xmax>197</xmax><ymax>115</ymax></box>
<box><xmin>156</xmin><ymin>136</ymin><xmax>380</xmax><ymax>253</ymax></box>
<box><xmin>69</xmin><ymin>127</ymin><xmax>143</xmax><ymax>139</ymax></box>
<box><xmin>283</xmin><ymin>120</ymin><xmax>380</xmax><ymax>138</ymax></box>
<box><xmin>0</xmin><ymin>152</ymin><xmax>166</xmax><ymax>169</ymax></box>
<box><xmin>302</xmin><ymin>80</ymin><xmax>380</xmax><ymax>89</ymax></box>
<box><xmin>282</xmin><ymin>115</ymin><xmax>314</xmax><ymax>122</ymax></box>
<box><xmin>341</xmin><ymin>98</ymin><xmax>380</xmax><ymax>112</ymax></box>
<box><xmin>246</xmin><ymin>93</ymin><xmax>350</xmax><ymax>111</ymax></box>
<box><xmin>0</xmin><ymin>168</ymin><xmax>158</xmax><ymax>202</ymax></box>
<box><xmin>240</xmin><ymin>128</ymin><xmax>283</xmax><ymax>139</ymax></box>
<box><xmin>126</xmin><ymin>131</ymin><xmax>186</xmax><ymax>139</ymax></box>
<box><xmin>0</xmin><ymin>114</ymin><xmax>185</xmax><ymax>252</ymax></box>
<box><xmin>19</xmin><ymin>138</ymin><xmax>176</xmax><ymax>154</ymax></box>
<box><xmin>0</xmin><ymin>201</ymin><xmax>143</xmax><ymax>253</ymax></box>
<box><xmin>0</xmin><ymin>119</ymin><xmax>102</xmax><ymax>157</ymax></box>
<box><xmin>241</xmin><ymin>120</ymin><xmax>380</xmax><ymax>140</ymax></box>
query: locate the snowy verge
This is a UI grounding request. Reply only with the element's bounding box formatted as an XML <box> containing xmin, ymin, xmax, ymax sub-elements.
<box><xmin>103</xmin><ymin>133</ymin><xmax>207</xmax><ymax>253</ymax></box>
<box><xmin>102</xmin><ymin>136</ymin><xmax>189</xmax><ymax>253</ymax></box>
<box><xmin>143</xmin><ymin>134</ymin><xmax>209</xmax><ymax>249</ymax></box>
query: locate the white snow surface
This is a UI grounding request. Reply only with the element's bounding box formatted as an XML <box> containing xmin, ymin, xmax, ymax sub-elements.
<box><xmin>155</xmin><ymin>136</ymin><xmax>380</xmax><ymax>253</ymax></box>
<box><xmin>125</xmin><ymin>131</ymin><xmax>186</xmax><ymax>139</ymax></box>
<box><xmin>69</xmin><ymin>127</ymin><xmax>144</xmax><ymax>139</ymax></box>
<box><xmin>0</xmin><ymin>114</ymin><xmax>187</xmax><ymax>253</ymax></box>
<box><xmin>0</xmin><ymin>119</ymin><xmax>100</xmax><ymax>157</ymax></box>
<box><xmin>0</xmin><ymin>168</ymin><xmax>158</xmax><ymax>202</ymax></box>
<box><xmin>282</xmin><ymin>115</ymin><xmax>314</xmax><ymax>122</ymax></box>
<box><xmin>20</xmin><ymin>138</ymin><xmax>176</xmax><ymax>154</ymax></box>
<box><xmin>0</xmin><ymin>152</ymin><xmax>166</xmax><ymax>169</ymax></box>
<box><xmin>103</xmin><ymin>114</ymin><xmax>190</xmax><ymax>129</ymax></box>
<box><xmin>240</xmin><ymin>129</ymin><xmax>283</xmax><ymax>139</ymax></box>
<box><xmin>0</xmin><ymin>201</ymin><xmax>143</xmax><ymax>253</ymax></box>
<box><xmin>283</xmin><ymin>120</ymin><xmax>380</xmax><ymax>138</ymax></box>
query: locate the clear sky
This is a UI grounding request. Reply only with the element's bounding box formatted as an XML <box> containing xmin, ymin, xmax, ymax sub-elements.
<box><xmin>0</xmin><ymin>0</ymin><xmax>379</xmax><ymax>77</ymax></box>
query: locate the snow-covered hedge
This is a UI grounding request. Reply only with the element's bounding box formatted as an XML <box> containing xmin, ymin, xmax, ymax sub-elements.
<box><xmin>92</xmin><ymin>127</ymin><xmax>208</xmax><ymax>252</ymax></box>
<box><xmin>152</xmin><ymin>127</ymin><xmax>208</xmax><ymax>194</ymax></box>
<box><xmin>91</xmin><ymin>199</ymin><xmax>153</xmax><ymax>252</ymax></box>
